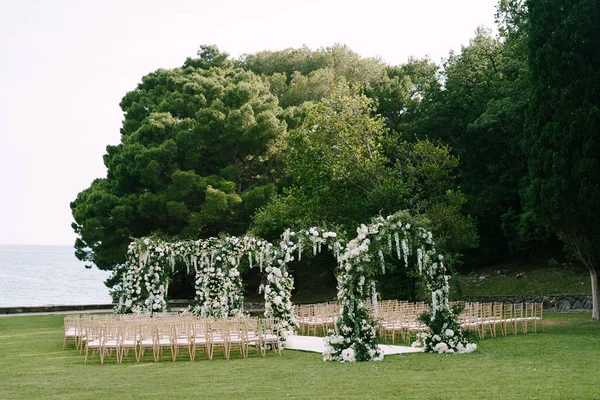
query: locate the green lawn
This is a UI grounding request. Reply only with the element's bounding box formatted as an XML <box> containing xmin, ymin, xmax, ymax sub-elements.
<box><xmin>0</xmin><ymin>313</ymin><xmax>599</xmax><ymax>399</ymax></box>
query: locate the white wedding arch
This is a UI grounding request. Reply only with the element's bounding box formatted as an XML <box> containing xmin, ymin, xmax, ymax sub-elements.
<box><xmin>114</xmin><ymin>210</ymin><xmax>476</xmax><ymax>361</ymax></box>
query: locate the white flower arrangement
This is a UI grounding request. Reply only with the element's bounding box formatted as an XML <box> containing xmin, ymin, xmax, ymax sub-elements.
<box><xmin>322</xmin><ymin>211</ymin><xmax>477</xmax><ymax>361</ymax></box>
<box><xmin>116</xmin><ymin>211</ymin><xmax>471</xmax><ymax>360</ymax></box>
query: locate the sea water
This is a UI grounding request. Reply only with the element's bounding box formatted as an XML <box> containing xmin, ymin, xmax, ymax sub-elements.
<box><xmin>0</xmin><ymin>244</ymin><xmax>112</xmax><ymax>307</ymax></box>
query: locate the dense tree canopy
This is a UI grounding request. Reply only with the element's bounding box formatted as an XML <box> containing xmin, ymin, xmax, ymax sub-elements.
<box><xmin>71</xmin><ymin>47</ymin><xmax>286</xmax><ymax>286</ymax></box>
<box><xmin>73</xmin><ymin>1</ymin><xmax>600</xmax><ymax>307</ymax></box>
<box><xmin>251</xmin><ymin>84</ymin><xmax>477</xmax><ymax>282</ymax></box>
<box><xmin>72</xmin><ymin>44</ymin><xmax>478</xmax><ymax>297</ymax></box>
<box><xmin>524</xmin><ymin>0</ymin><xmax>600</xmax><ymax>319</ymax></box>
<box><xmin>400</xmin><ymin>26</ymin><xmax>534</xmax><ymax>263</ymax></box>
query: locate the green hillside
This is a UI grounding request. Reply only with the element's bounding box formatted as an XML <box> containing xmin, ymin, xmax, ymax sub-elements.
<box><xmin>454</xmin><ymin>259</ymin><xmax>591</xmax><ymax>297</ymax></box>
<box><xmin>270</xmin><ymin>257</ymin><xmax>592</xmax><ymax>304</ymax></box>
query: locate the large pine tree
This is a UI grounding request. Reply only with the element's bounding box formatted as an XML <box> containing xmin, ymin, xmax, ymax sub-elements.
<box><xmin>71</xmin><ymin>46</ymin><xmax>286</xmax><ymax>286</ymax></box>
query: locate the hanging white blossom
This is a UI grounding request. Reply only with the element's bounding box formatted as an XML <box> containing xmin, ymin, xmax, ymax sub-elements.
<box><xmin>115</xmin><ymin>210</ymin><xmax>472</xmax><ymax>360</ymax></box>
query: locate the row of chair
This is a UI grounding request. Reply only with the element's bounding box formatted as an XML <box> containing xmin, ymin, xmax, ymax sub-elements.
<box><xmin>294</xmin><ymin>302</ymin><xmax>339</xmax><ymax>336</ymax></box>
<box><xmin>375</xmin><ymin>301</ymin><xmax>429</xmax><ymax>344</ymax></box>
<box><xmin>293</xmin><ymin>300</ymin><xmax>430</xmax><ymax>340</ymax></box>
<box><xmin>458</xmin><ymin>301</ymin><xmax>543</xmax><ymax>339</ymax></box>
<box><xmin>64</xmin><ymin>315</ymin><xmax>282</xmax><ymax>364</ymax></box>
<box><xmin>292</xmin><ymin>300</ymin><xmax>544</xmax><ymax>344</ymax></box>
<box><xmin>377</xmin><ymin>301</ymin><xmax>544</xmax><ymax>344</ymax></box>
<box><xmin>63</xmin><ymin>312</ymin><xmax>181</xmax><ymax>351</ymax></box>
<box><xmin>293</xmin><ymin>300</ymin><xmax>429</xmax><ymax>341</ymax></box>
<box><xmin>370</xmin><ymin>299</ymin><xmax>428</xmax><ymax>316</ymax></box>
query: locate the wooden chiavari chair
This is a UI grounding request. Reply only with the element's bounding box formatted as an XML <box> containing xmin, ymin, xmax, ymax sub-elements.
<box><xmin>512</xmin><ymin>303</ymin><xmax>525</xmax><ymax>335</ymax></box>
<box><xmin>191</xmin><ymin>319</ymin><xmax>210</xmax><ymax>361</ymax></box>
<box><xmin>137</xmin><ymin>321</ymin><xmax>155</xmax><ymax>362</ymax></box>
<box><xmin>154</xmin><ymin>322</ymin><xmax>174</xmax><ymax>362</ymax></box>
<box><xmin>523</xmin><ymin>302</ymin><xmax>536</xmax><ymax>334</ymax></box>
<box><xmin>384</xmin><ymin>311</ymin><xmax>402</xmax><ymax>344</ymax></box>
<box><xmin>172</xmin><ymin>319</ymin><xmax>193</xmax><ymax>361</ymax></box>
<box><xmin>480</xmin><ymin>303</ymin><xmax>494</xmax><ymax>338</ymax></box>
<box><xmin>119</xmin><ymin>320</ymin><xmax>139</xmax><ymax>362</ymax></box>
<box><xmin>533</xmin><ymin>302</ymin><xmax>543</xmax><ymax>333</ymax></box>
<box><xmin>102</xmin><ymin>322</ymin><xmax>121</xmax><ymax>363</ymax></box>
<box><xmin>228</xmin><ymin>319</ymin><xmax>247</xmax><ymax>359</ymax></box>
<box><xmin>207</xmin><ymin>319</ymin><xmax>229</xmax><ymax>360</ymax></box>
<box><xmin>460</xmin><ymin>302</ymin><xmax>482</xmax><ymax>337</ymax></box>
<box><xmin>501</xmin><ymin>303</ymin><xmax>513</xmax><ymax>336</ymax></box>
<box><xmin>244</xmin><ymin>317</ymin><xmax>262</xmax><ymax>357</ymax></box>
<box><xmin>260</xmin><ymin>318</ymin><xmax>281</xmax><ymax>356</ymax></box>
<box><xmin>83</xmin><ymin>322</ymin><xmax>103</xmax><ymax>364</ymax></box>
<box><xmin>491</xmin><ymin>302</ymin><xmax>504</xmax><ymax>337</ymax></box>
<box><xmin>63</xmin><ymin>315</ymin><xmax>80</xmax><ymax>350</ymax></box>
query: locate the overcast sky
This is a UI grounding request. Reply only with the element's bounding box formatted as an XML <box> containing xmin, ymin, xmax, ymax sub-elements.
<box><xmin>0</xmin><ymin>0</ymin><xmax>498</xmax><ymax>246</ymax></box>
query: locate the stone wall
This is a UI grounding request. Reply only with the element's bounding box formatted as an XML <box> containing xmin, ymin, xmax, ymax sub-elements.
<box><xmin>0</xmin><ymin>303</ymin><xmax>114</xmax><ymax>315</ymax></box>
<box><xmin>0</xmin><ymin>301</ymin><xmax>267</xmax><ymax>315</ymax></box>
<box><xmin>458</xmin><ymin>294</ymin><xmax>593</xmax><ymax>311</ymax></box>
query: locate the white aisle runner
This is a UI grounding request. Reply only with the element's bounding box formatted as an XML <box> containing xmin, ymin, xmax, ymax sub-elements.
<box><xmin>284</xmin><ymin>335</ymin><xmax>424</xmax><ymax>356</ymax></box>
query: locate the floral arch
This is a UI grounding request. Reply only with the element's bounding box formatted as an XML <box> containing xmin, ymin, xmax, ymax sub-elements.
<box><xmin>114</xmin><ymin>210</ymin><xmax>476</xmax><ymax>361</ymax></box>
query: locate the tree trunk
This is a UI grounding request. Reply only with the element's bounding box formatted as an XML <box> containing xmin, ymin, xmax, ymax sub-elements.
<box><xmin>563</xmin><ymin>230</ymin><xmax>598</xmax><ymax>320</ymax></box>
<box><xmin>591</xmin><ymin>268</ymin><xmax>599</xmax><ymax>321</ymax></box>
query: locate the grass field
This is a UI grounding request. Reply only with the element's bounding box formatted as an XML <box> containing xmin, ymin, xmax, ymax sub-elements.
<box><xmin>1</xmin><ymin>313</ymin><xmax>599</xmax><ymax>399</ymax></box>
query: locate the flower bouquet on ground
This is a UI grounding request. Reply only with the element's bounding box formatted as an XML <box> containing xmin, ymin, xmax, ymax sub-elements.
<box><xmin>323</xmin><ymin>299</ymin><xmax>383</xmax><ymax>362</ymax></box>
<box><xmin>412</xmin><ymin>302</ymin><xmax>478</xmax><ymax>353</ymax></box>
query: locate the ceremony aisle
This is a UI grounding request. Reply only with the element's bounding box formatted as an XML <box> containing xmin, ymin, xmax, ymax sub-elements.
<box><xmin>284</xmin><ymin>334</ymin><xmax>424</xmax><ymax>356</ymax></box>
